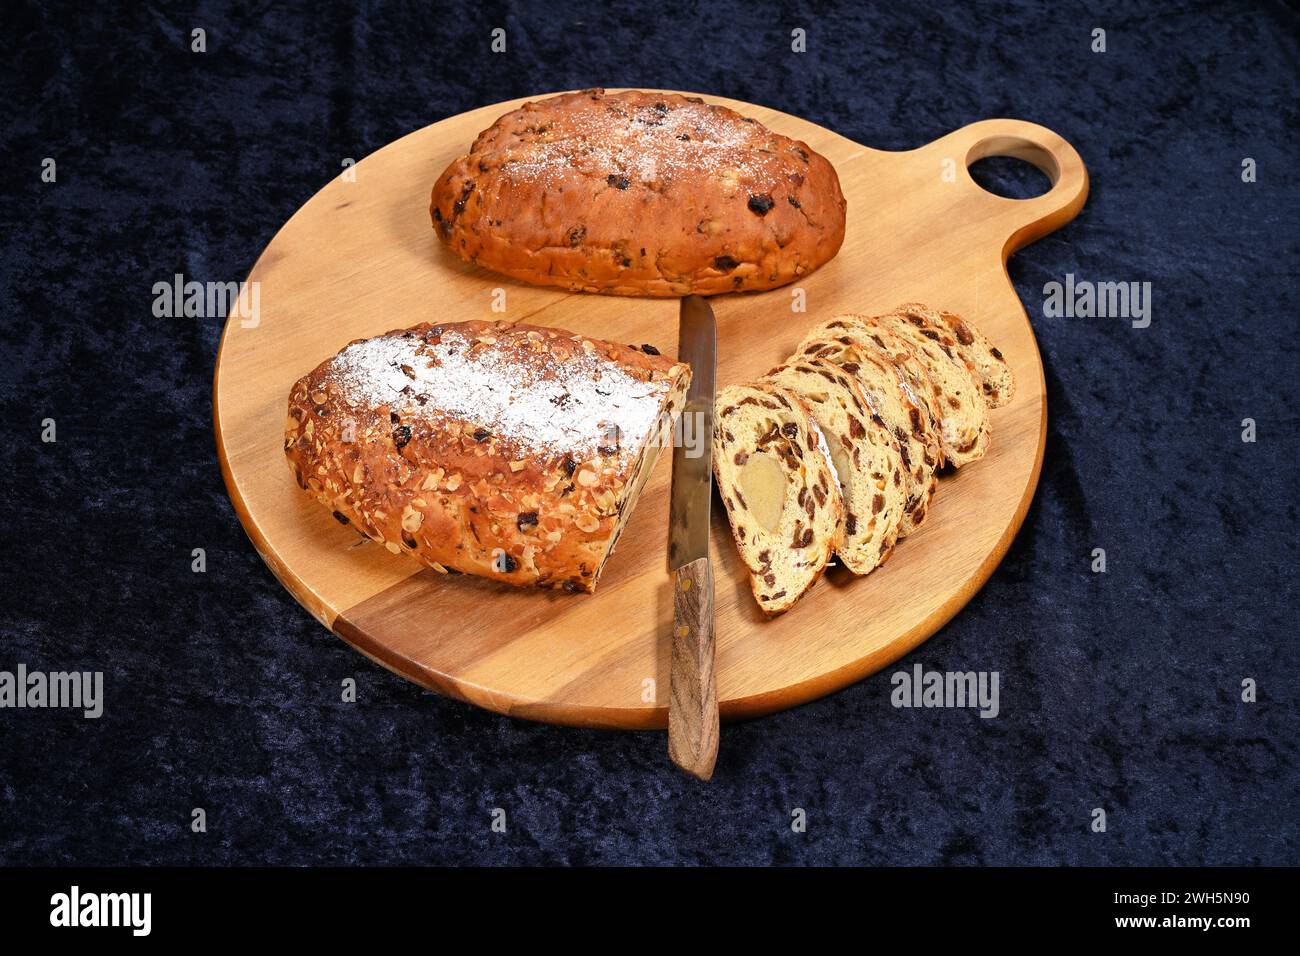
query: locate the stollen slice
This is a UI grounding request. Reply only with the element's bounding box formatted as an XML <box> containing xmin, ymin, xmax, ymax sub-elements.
<box><xmin>763</xmin><ymin>359</ymin><xmax>906</xmax><ymax>575</ymax></box>
<box><xmin>713</xmin><ymin>383</ymin><xmax>844</xmax><ymax>616</ymax></box>
<box><xmin>801</xmin><ymin>315</ymin><xmax>947</xmax><ymax>440</ymax></box>
<box><xmin>795</xmin><ymin>337</ymin><xmax>939</xmax><ymax>536</ymax></box>
<box><xmin>861</xmin><ymin>311</ymin><xmax>991</xmax><ymax>467</ymax></box>
<box><xmin>893</xmin><ymin>302</ymin><xmax>1014</xmax><ymax>408</ymax></box>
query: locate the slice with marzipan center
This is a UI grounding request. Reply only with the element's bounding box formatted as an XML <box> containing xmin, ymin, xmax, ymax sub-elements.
<box><xmin>713</xmin><ymin>382</ymin><xmax>844</xmax><ymax>616</ymax></box>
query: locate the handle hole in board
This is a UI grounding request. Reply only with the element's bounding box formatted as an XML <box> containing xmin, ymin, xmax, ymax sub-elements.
<box><xmin>966</xmin><ymin>136</ymin><xmax>1058</xmax><ymax>200</ymax></box>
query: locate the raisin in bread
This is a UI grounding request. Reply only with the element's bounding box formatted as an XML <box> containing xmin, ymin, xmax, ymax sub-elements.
<box><xmin>285</xmin><ymin>321</ymin><xmax>691</xmax><ymax>592</ymax></box>
<box><xmin>795</xmin><ymin>336</ymin><xmax>939</xmax><ymax>536</ymax></box>
<box><xmin>861</xmin><ymin>311</ymin><xmax>991</xmax><ymax>467</ymax></box>
<box><xmin>763</xmin><ymin>359</ymin><xmax>907</xmax><ymax>575</ymax></box>
<box><xmin>713</xmin><ymin>383</ymin><xmax>844</xmax><ymax>615</ymax></box>
<box><xmin>893</xmin><ymin>302</ymin><xmax>1014</xmax><ymax>407</ymax></box>
<box><xmin>430</xmin><ymin>89</ymin><xmax>847</xmax><ymax>297</ymax></box>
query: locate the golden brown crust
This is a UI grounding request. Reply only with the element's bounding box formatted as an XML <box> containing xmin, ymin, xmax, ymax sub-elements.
<box><xmin>430</xmin><ymin>89</ymin><xmax>847</xmax><ymax>297</ymax></box>
<box><xmin>284</xmin><ymin>320</ymin><xmax>690</xmax><ymax>592</ymax></box>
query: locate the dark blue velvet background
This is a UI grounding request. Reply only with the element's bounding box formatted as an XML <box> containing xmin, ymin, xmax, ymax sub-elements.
<box><xmin>1</xmin><ymin>0</ymin><xmax>1296</xmax><ymax>865</ymax></box>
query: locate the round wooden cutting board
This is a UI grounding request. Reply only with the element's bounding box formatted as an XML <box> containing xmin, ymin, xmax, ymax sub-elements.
<box><xmin>214</xmin><ymin>90</ymin><xmax>1087</xmax><ymax>728</ymax></box>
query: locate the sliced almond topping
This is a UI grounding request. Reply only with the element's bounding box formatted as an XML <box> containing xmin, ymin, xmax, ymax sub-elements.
<box><xmin>401</xmin><ymin>506</ymin><xmax>423</xmax><ymax>533</ymax></box>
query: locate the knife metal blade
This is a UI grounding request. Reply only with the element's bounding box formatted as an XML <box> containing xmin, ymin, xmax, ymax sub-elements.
<box><xmin>667</xmin><ymin>295</ymin><xmax>719</xmax><ymax>780</ymax></box>
<box><xmin>668</xmin><ymin>295</ymin><xmax>716</xmax><ymax>571</ymax></box>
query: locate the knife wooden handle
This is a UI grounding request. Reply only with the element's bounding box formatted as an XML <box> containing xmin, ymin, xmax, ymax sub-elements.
<box><xmin>668</xmin><ymin>556</ymin><xmax>719</xmax><ymax>780</ymax></box>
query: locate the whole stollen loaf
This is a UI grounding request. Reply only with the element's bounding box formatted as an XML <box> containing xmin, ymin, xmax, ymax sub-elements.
<box><xmin>430</xmin><ymin>89</ymin><xmax>847</xmax><ymax>297</ymax></box>
<box><xmin>284</xmin><ymin>321</ymin><xmax>691</xmax><ymax>592</ymax></box>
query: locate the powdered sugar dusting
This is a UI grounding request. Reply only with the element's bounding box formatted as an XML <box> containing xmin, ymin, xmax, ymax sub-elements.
<box><xmin>489</xmin><ymin>95</ymin><xmax>788</xmax><ymax>189</ymax></box>
<box><xmin>810</xmin><ymin>420</ymin><xmax>839</xmax><ymax>491</ymax></box>
<box><xmin>326</xmin><ymin>326</ymin><xmax>669</xmax><ymax>458</ymax></box>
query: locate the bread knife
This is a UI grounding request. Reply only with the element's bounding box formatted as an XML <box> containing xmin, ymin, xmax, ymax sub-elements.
<box><xmin>667</xmin><ymin>295</ymin><xmax>719</xmax><ymax>780</ymax></box>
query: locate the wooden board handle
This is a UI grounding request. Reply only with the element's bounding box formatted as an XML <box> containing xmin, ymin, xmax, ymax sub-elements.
<box><xmin>668</xmin><ymin>556</ymin><xmax>719</xmax><ymax>779</ymax></box>
<box><xmin>925</xmin><ymin>118</ymin><xmax>1090</xmax><ymax>258</ymax></box>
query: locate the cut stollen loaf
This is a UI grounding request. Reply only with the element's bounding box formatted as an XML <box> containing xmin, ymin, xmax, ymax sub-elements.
<box><xmin>430</xmin><ymin>89</ymin><xmax>847</xmax><ymax>297</ymax></box>
<box><xmin>795</xmin><ymin>335</ymin><xmax>940</xmax><ymax>536</ymax></box>
<box><xmin>713</xmin><ymin>383</ymin><xmax>844</xmax><ymax>615</ymax></box>
<box><xmin>762</xmin><ymin>359</ymin><xmax>906</xmax><ymax>574</ymax></box>
<box><xmin>893</xmin><ymin>302</ymin><xmax>1014</xmax><ymax>407</ymax></box>
<box><xmin>862</xmin><ymin>311</ymin><xmax>991</xmax><ymax>467</ymax></box>
<box><xmin>284</xmin><ymin>320</ymin><xmax>691</xmax><ymax>592</ymax></box>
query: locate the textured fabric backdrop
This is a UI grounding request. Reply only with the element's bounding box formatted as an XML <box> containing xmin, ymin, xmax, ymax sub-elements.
<box><xmin>1</xmin><ymin>0</ymin><xmax>1296</xmax><ymax>865</ymax></box>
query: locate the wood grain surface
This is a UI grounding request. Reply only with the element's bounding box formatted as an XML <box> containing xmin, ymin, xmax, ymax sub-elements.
<box><xmin>213</xmin><ymin>90</ymin><xmax>1088</xmax><ymax>729</ymax></box>
<box><xmin>669</xmin><ymin>557</ymin><xmax>719</xmax><ymax>779</ymax></box>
